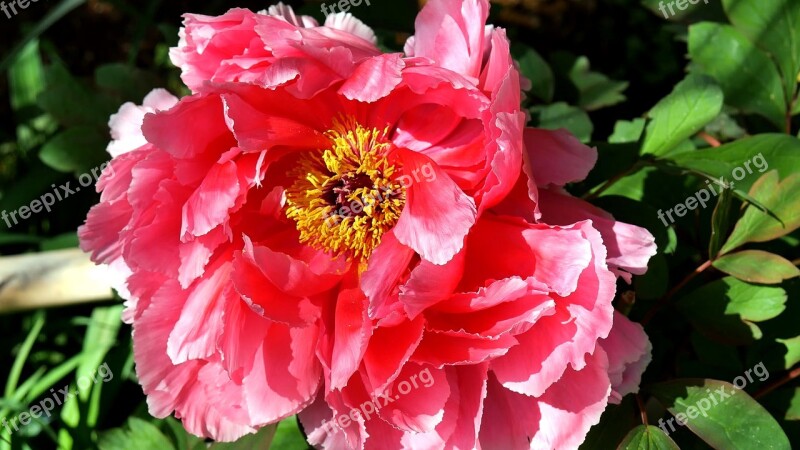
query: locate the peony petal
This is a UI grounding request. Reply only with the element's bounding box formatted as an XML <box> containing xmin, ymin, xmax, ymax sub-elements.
<box><xmin>222</xmin><ymin>92</ymin><xmax>330</xmax><ymax>153</ymax></box>
<box><xmin>167</xmin><ymin>262</ymin><xmax>232</xmax><ymax>364</ymax></box>
<box><xmin>479</xmin><ymin>373</ymin><xmax>542</xmax><ymax>450</ymax></box>
<box><xmin>376</xmin><ymin>363</ymin><xmax>450</xmax><ymax>433</ymax></box>
<box><xmin>412</xmin><ymin>330</ymin><xmax>517</xmax><ymax>367</ymax></box>
<box><xmin>601</xmin><ymin>312</ymin><xmax>652</xmax><ymax>403</ymax></box>
<box><xmin>460</xmin><ymin>216</ymin><xmax>592</xmax><ymax>297</ymax></box>
<box><xmin>181</xmin><ymin>160</ymin><xmax>239</xmax><ymax>240</ymax></box>
<box><xmin>331</xmin><ymin>288</ymin><xmax>372</xmax><ymax>390</ymax></box>
<box><xmin>409</xmin><ymin>0</ymin><xmax>489</xmax><ymax>79</ymax></box>
<box><xmin>490</xmin><ymin>222</ymin><xmax>616</xmax><ymax>397</ymax></box>
<box><xmin>402</xmin><ymin>363</ymin><xmax>488</xmax><ymax>450</ymax></box>
<box><xmin>324</xmin><ymin>12</ymin><xmax>377</xmax><ymax>44</ymax></box>
<box><xmin>142</xmin><ymin>94</ymin><xmax>235</xmax><ymax>159</ymax></box>
<box><xmin>524</xmin><ymin>128</ymin><xmax>598</xmax><ymax>187</ymax></box>
<box><xmin>361</xmin><ymin>231</ymin><xmax>415</xmax><ymax>319</ymax></box>
<box><xmin>393</xmin><ymin>150</ymin><xmax>477</xmax><ymax>265</ymax></box>
<box><xmin>231</xmin><ymin>249</ymin><xmax>319</xmax><ymax>327</ymax></box>
<box><xmin>538</xmin><ymin>187</ymin><xmax>658</xmax><ymax>279</ymax></box>
<box><xmin>400</xmin><ymin>250</ymin><xmax>465</xmax><ymax>318</ymax></box>
<box><xmin>529</xmin><ymin>349</ymin><xmax>612</xmax><ymax>449</ymax></box>
<box><xmin>361</xmin><ymin>316</ymin><xmax>425</xmax><ymax>394</ymax></box>
<box><xmin>242</xmin><ymin>323</ymin><xmax>322</xmax><ymax>425</ymax></box>
<box><xmin>339</xmin><ymin>54</ymin><xmax>405</xmax><ymax>103</ymax></box>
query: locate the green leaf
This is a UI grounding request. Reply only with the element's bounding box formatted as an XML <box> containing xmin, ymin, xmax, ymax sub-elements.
<box><xmin>666</xmin><ymin>134</ymin><xmax>800</xmax><ymax>194</ymax></box>
<box><xmin>99</xmin><ymin>418</ymin><xmax>176</xmax><ymax>450</ymax></box>
<box><xmin>617</xmin><ymin>425</ymin><xmax>679</xmax><ymax>450</ymax></box>
<box><xmin>609</xmin><ymin>119</ymin><xmax>646</xmax><ymax>144</ymax></box>
<box><xmin>568</xmin><ymin>56</ymin><xmax>628</xmax><ymax>111</ymax></box>
<box><xmin>776</xmin><ymin>337</ymin><xmax>800</xmax><ymax>370</ymax></box>
<box><xmin>8</xmin><ymin>39</ymin><xmax>45</xmax><ymax>113</ymax></box>
<box><xmin>651</xmin><ymin>379</ymin><xmax>790</xmax><ymax>450</ymax></box>
<box><xmin>95</xmin><ymin>63</ymin><xmax>160</xmax><ymax>102</ymax></box>
<box><xmin>677</xmin><ymin>277</ymin><xmax>787</xmax><ymax>344</ymax></box>
<box><xmin>713</xmin><ymin>250</ymin><xmax>800</xmax><ymax>284</ymax></box>
<box><xmin>37</xmin><ymin>64</ymin><xmax>117</xmax><ymax>126</ymax></box>
<box><xmin>39</xmin><ymin>126</ymin><xmax>108</xmax><ymax>175</ymax></box>
<box><xmin>24</xmin><ymin>355</ymin><xmax>82</xmax><ymax>402</ymax></box>
<box><xmin>785</xmin><ymin>388</ymin><xmax>800</xmax><ymax>420</ymax></box>
<box><xmin>532</xmin><ymin>102</ymin><xmax>593</xmax><ymax>142</ymax></box>
<box><xmin>514</xmin><ymin>45</ymin><xmax>554</xmax><ymax>103</ymax></box>
<box><xmin>688</xmin><ymin>22</ymin><xmax>787</xmax><ymax>128</ymax></box>
<box><xmin>8</xmin><ymin>39</ymin><xmax>55</xmax><ymax>155</ymax></box>
<box><xmin>721</xmin><ymin>0</ymin><xmax>800</xmax><ymax>104</ymax></box>
<box><xmin>270</xmin><ymin>416</ymin><xmax>310</xmax><ymax>449</ymax></box>
<box><xmin>5</xmin><ymin>312</ymin><xmax>45</xmax><ymax>398</ymax></box>
<box><xmin>208</xmin><ymin>425</ymin><xmax>277</xmax><ymax>449</ymax></box>
<box><xmin>708</xmin><ymin>187</ymin><xmax>733</xmax><ymax>260</ymax></box>
<box><xmin>642</xmin><ymin>74</ymin><xmax>723</xmax><ymax>156</ymax></box>
<box><xmin>720</xmin><ymin>171</ymin><xmax>800</xmax><ymax>254</ymax></box>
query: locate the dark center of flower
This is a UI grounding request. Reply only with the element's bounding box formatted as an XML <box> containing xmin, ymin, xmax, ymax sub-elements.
<box><xmin>285</xmin><ymin>118</ymin><xmax>405</xmax><ymax>260</ymax></box>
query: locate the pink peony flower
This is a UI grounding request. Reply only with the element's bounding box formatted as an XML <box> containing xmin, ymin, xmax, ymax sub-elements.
<box><xmin>79</xmin><ymin>0</ymin><xmax>656</xmax><ymax>448</ymax></box>
<box><xmin>80</xmin><ymin>0</ymin><xmax>523</xmax><ymax>442</ymax></box>
<box><xmin>299</xmin><ymin>130</ymin><xmax>655</xmax><ymax>449</ymax></box>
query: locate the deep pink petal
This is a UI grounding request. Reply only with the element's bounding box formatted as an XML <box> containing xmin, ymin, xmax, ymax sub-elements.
<box><xmin>167</xmin><ymin>262</ymin><xmax>232</xmax><ymax>364</ymax></box>
<box><xmin>242</xmin><ymin>323</ymin><xmax>322</xmax><ymax>424</ymax></box>
<box><xmin>142</xmin><ymin>94</ymin><xmax>235</xmax><ymax>160</ymax></box>
<box><xmin>409</xmin><ymin>0</ymin><xmax>489</xmax><ymax>79</ymax></box>
<box><xmin>361</xmin><ymin>316</ymin><xmax>425</xmax><ymax>394</ymax></box>
<box><xmin>181</xmin><ymin>160</ymin><xmax>240</xmax><ymax>239</ymax></box>
<box><xmin>361</xmin><ymin>231</ymin><xmax>415</xmax><ymax>318</ymax></box>
<box><xmin>393</xmin><ymin>150</ymin><xmax>476</xmax><ymax>265</ymax></box>
<box><xmin>376</xmin><ymin>363</ymin><xmax>450</xmax><ymax>433</ymax></box>
<box><xmin>339</xmin><ymin>54</ymin><xmax>405</xmax><ymax>102</ymax></box>
<box><xmin>331</xmin><ymin>288</ymin><xmax>372</xmax><ymax>390</ymax></box>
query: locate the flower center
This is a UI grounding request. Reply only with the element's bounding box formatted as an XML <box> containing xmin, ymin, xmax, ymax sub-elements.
<box><xmin>285</xmin><ymin>118</ymin><xmax>405</xmax><ymax>260</ymax></box>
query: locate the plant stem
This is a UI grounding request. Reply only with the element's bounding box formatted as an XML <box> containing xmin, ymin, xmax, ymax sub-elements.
<box><xmin>641</xmin><ymin>260</ymin><xmax>712</xmax><ymax>326</ymax></box>
<box><xmin>754</xmin><ymin>366</ymin><xmax>800</xmax><ymax>400</ymax></box>
<box><xmin>583</xmin><ymin>163</ymin><xmax>641</xmax><ymax>201</ymax></box>
<box><xmin>636</xmin><ymin>394</ymin><xmax>649</xmax><ymax>426</ymax></box>
<box><xmin>698</xmin><ymin>131</ymin><xmax>721</xmax><ymax>148</ymax></box>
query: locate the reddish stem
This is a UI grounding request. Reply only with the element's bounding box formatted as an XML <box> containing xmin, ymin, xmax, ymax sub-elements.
<box><xmin>641</xmin><ymin>260</ymin><xmax>712</xmax><ymax>326</ymax></box>
<box><xmin>755</xmin><ymin>366</ymin><xmax>800</xmax><ymax>400</ymax></box>
<box><xmin>636</xmin><ymin>394</ymin><xmax>649</xmax><ymax>426</ymax></box>
<box><xmin>698</xmin><ymin>131</ymin><xmax>721</xmax><ymax>148</ymax></box>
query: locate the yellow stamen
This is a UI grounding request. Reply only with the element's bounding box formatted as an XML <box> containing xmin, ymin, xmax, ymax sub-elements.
<box><xmin>285</xmin><ymin>118</ymin><xmax>405</xmax><ymax>261</ymax></box>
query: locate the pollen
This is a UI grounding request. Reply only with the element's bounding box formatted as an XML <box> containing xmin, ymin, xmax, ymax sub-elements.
<box><xmin>285</xmin><ymin>118</ymin><xmax>406</xmax><ymax>261</ymax></box>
